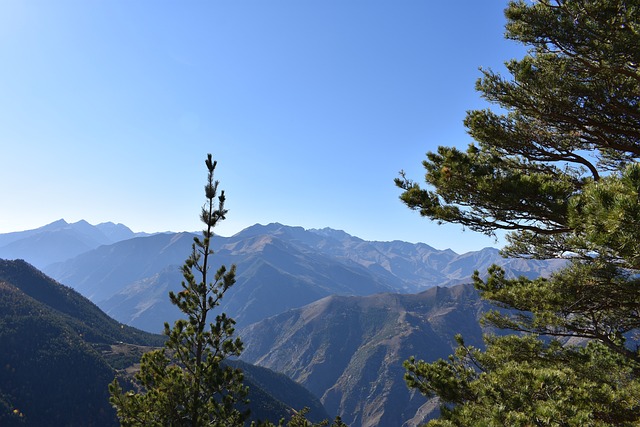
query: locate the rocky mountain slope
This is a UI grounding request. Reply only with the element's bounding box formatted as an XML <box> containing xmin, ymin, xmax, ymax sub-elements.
<box><xmin>43</xmin><ymin>229</ymin><xmax>400</xmax><ymax>331</ymax></box>
<box><xmin>240</xmin><ymin>283</ymin><xmax>493</xmax><ymax>427</ymax></box>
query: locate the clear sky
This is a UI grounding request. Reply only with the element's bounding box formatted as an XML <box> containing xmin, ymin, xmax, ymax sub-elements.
<box><xmin>0</xmin><ymin>1</ymin><xmax>523</xmax><ymax>253</ymax></box>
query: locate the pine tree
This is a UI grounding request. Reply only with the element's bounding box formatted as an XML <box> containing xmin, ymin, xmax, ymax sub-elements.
<box><xmin>396</xmin><ymin>0</ymin><xmax>640</xmax><ymax>424</ymax></box>
<box><xmin>109</xmin><ymin>154</ymin><xmax>247</xmax><ymax>426</ymax></box>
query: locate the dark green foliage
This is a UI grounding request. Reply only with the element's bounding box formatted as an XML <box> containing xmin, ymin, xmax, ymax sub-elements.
<box><xmin>405</xmin><ymin>336</ymin><xmax>640</xmax><ymax>426</ymax></box>
<box><xmin>397</xmin><ymin>0</ymin><xmax>640</xmax><ymax>424</ymax></box>
<box><xmin>227</xmin><ymin>360</ymin><xmax>329</xmax><ymax>425</ymax></box>
<box><xmin>0</xmin><ymin>279</ymin><xmax>118</xmax><ymax>426</ymax></box>
<box><xmin>109</xmin><ymin>154</ymin><xmax>248</xmax><ymax>426</ymax></box>
<box><xmin>0</xmin><ymin>259</ymin><xmax>165</xmax><ymax>346</ymax></box>
<box><xmin>282</xmin><ymin>408</ymin><xmax>347</xmax><ymax>427</ymax></box>
<box><xmin>252</xmin><ymin>407</ymin><xmax>347</xmax><ymax>427</ymax></box>
<box><xmin>0</xmin><ymin>260</ymin><xmax>164</xmax><ymax>426</ymax></box>
<box><xmin>397</xmin><ymin>0</ymin><xmax>640</xmax><ymax>244</ymax></box>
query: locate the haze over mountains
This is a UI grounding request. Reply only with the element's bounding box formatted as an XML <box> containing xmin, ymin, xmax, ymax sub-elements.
<box><xmin>0</xmin><ymin>219</ymin><xmax>150</xmax><ymax>270</ymax></box>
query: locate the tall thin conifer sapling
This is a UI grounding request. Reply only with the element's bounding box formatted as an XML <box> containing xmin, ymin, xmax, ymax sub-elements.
<box><xmin>109</xmin><ymin>154</ymin><xmax>247</xmax><ymax>426</ymax></box>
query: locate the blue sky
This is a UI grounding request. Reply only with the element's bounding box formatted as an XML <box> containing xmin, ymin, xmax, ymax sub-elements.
<box><xmin>0</xmin><ymin>1</ymin><xmax>522</xmax><ymax>253</ymax></box>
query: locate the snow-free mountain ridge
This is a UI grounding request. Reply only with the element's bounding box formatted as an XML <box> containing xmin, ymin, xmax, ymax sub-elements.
<box><xmin>240</xmin><ymin>283</ymin><xmax>494</xmax><ymax>427</ymax></box>
<box><xmin>0</xmin><ymin>219</ymin><xmax>150</xmax><ymax>269</ymax></box>
<box><xmin>0</xmin><ymin>220</ymin><xmax>564</xmax><ymax>333</ymax></box>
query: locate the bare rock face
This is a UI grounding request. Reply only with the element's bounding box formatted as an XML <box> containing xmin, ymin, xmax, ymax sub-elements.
<box><xmin>241</xmin><ymin>283</ymin><xmax>490</xmax><ymax>427</ymax></box>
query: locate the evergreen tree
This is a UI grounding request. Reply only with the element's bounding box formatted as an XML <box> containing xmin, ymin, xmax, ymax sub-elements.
<box><xmin>396</xmin><ymin>0</ymin><xmax>640</xmax><ymax>424</ymax></box>
<box><xmin>109</xmin><ymin>154</ymin><xmax>247</xmax><ymax>426</ymax></box>
<box><xmin>275</xmin><ymin>408</ymin><xmax>347</xmax><ymax>427</ymax></box>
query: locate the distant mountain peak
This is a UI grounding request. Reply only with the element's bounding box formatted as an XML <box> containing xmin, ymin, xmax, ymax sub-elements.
<box><xmin>231</xmin><ymin>223</ymin><xmax>306</xmax><ymax>240</ymax></box>
<box><xmin>309</xmin><ymin>227</ymin><xmax>361</xmax><ymax>242</ymax></box>
<box><xmin>0</xmin><ymin>219</ymin><xmax>148</xmax><ymax>269</ymax></box>
<box><xmin>232</xmin><ymin>223</ymin><xmax>280</xmax><ymax>236</ymax></box>
<box><xmin>41</xmin><ymin>218</ymin><xmax>70</xmax><ymax>230</ymax></box>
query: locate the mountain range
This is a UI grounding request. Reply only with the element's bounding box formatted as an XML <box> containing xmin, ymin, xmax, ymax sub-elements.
<box><xmin>0</xmin><ymin>220</ymin><xmax>565</xmax><ymax>426</ymax></box>
<box><xmin>0</xmin><ymin>220</ymin><xmax>563</xmax><ymax>333</ymax></box>
<box><xmin>0</xmin><ymin>219</ymin><xmax>149</xmax><ymax>270</ymax></box>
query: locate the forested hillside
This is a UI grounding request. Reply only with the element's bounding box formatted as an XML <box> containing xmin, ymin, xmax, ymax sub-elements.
<box><xmin>0</xmin><ymin>259</ymin><xmax>330</xmax><ymax>426</ymax></box>
<box><xmin>0</xmin><ymin>259</ymin><xmax>160</xmax><ymax>426</ymax></box>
